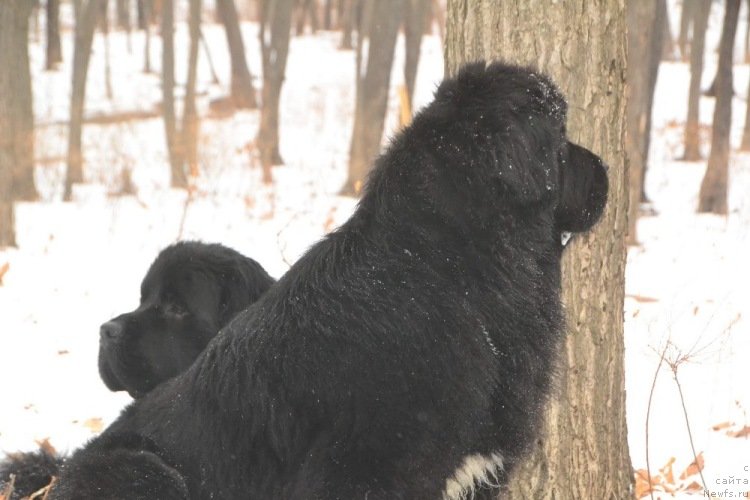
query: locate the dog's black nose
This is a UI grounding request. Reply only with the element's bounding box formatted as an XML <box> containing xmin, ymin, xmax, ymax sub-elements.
<box><xmin>100</xmin><ymin>321</ymin><xmax>124</xmax><ymax>341</ymax></box>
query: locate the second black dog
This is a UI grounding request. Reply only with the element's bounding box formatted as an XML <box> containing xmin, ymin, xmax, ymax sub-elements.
<box><xmin>99</xmin><ymin>240</ymin><xmax>275</xmax><ymax>398</ymax></box>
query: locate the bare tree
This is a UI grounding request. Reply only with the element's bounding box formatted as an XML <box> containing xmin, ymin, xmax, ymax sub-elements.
<box><xmin>699</xmin><ymin>0</ymin><xmax>740</xmax><ymax>214</ymax></box>
<box><xmin>678</xmin><ymin>0</ymin><xmax>696</xmax><ymax>61</ymax></box>
<box><xmin>217</xmin><ymin>0</ymin><xmax>257</xmax><ymax>108</ymax></box>
<box><xmin>640</xmin><ymin>0</ymin><xmax>668</xmax><ymax>204</ymax></box>
<box><xmin>257</xmin><ymin>0</ymin><xmax>294</xmax><ymax>182</ymax></box>
<box><xmin>446</xmin><ymin>1</ymin><xmax>631</xmax><ymax>497</ymax></box>
<box><xmin>682</xmin><ymin>0</ymin><xmax>710</xmax><ymax>161</ymax></box>
<box><xmin>46</xmin><ymin>0</ymin><xmax>62</xmax><ymax>69</ymax></box>
<box><xmin>64</xmin><ymin>0</ymin><xmax>99</xmax><ymax>201</ymax></box>
<box><xmin>339</xmin><ymin>0</ymin><xmax>354</xmax><ymax>49</ymax></box>
<box><xmin>161</xmin><ymin>0</ymin><xmax>187</xmax><ymax>187</ymax></box>
<box><xmin>403</xmin><ymin>0</ymin><xmax>429</xmax><ymax>111</ymax></box>
<box><xmin>116</xmin><ymin>0</ymin><xmax>130</xmax><ymax>29</ymax></box>
<box><xmin>342</xmin><ymin>0</ymin><xmax>403</xmax><ymax>196</ymax></box>
<box><xmin>141</xmin><ymin>0</ymin><xmax>152</xmax><ymax>72</ymax></box>
<box><xmin>0</xmin><ymin>0</ymin><xmax>35</xmax><ymax>246</ymax></box>
<box><xmin>625</xmin><ymin>1</ymin><xmax>659</xmax><ymax>244</ymax></box>
<box><xmin>182</xmin><ymin>0</ymin><xmax>202</xmax><ymax>178</ymax></box>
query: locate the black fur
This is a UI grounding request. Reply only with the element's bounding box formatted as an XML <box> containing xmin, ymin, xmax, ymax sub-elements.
<box><xmin>50</xmin><ymin>62</ymin><xmax>609</xmax><ymax>499</ymax></box>
<box><xmin>99</xmin><ymin>241</ymin><xmax>275</xmax><ymax>398</ymax></box>
<box><xmin>1</xmin><ymin>242</ymin><xmax>274</xmax><ymax>499</ymax></box>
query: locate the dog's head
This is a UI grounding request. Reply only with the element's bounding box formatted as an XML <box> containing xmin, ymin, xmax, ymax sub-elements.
<box><xmin>98</xmin><ymin>242</ymin><xmax>274</xmax><ymax>398</ymax></box>
<box><xmin>407</xmin><ymin>61</ymin><xmax>607</xmax><ymax>246</ymax></box>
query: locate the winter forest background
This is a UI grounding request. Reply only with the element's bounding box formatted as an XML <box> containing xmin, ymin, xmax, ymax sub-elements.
<box><xmin>0</xmin><ymin>0</ymin><xmax>748</xmax><ymax>498</ymax></box>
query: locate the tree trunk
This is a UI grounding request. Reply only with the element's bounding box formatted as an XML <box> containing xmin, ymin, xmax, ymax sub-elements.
<box><xmin>217</xmin><ymin>0</ymin><xmax>257</xmax><ymax>108</ymax></box>
<box><xmin>661</xmin><ymin>0</ymin><xmax>676</xmax><ymax>61</ymax></box>
<box><xmin>624</xmin><ymin>1</ymin><xmax>658</xmax><ymax>245</ymax></box>
<box><xmin>339</xmin><ymin>0</ymin><xmax>354</xmax><ymax>49</ymax></box>
<box><xmin>161</xmin><ymin>0</ymin><xmax>186</xmax><ymax>188</ymax></box>
<box><xmin>182</xmin><ymin>0</ymin><xmax>201</xmax><ymax>179</ymax></box>
<box><xmin>741</xmin><ymin>65</ymin><xmax>750</xmax><ymax>150</ymax></box>
<box><xmin>0</xmin><ymin>0</ymin><xmax>35</xmax><ymax>246</ymax></box>
<box><xmin>745</xmin><ymin>0</ymin><xmax>750</xmax><ymax>63</ymax></box>
<box><xmin>46</xmin><ymin>0</ymin><xmax>62</xmax><ymax>69</ymax></box>
<box><xmin>403</xmin><ymin>0</ymin><xmax>429</xmax><ymax>109</ymax></box>
<box><xmin>640</xmin><ymin>0</ymin><xmax>668</xmax><ymax>204</ymax></box>
<box><xmin>142</xmin><ymin>0</ymin><xmax>151</xmax><ymax>72</ymax></box>
<box><xmin>116</xmin><ymin>0</ymin><xmax>130</xmax><ymax>29</ymax></box>
<box><xmin>682</xmin><ymin>0</ymin><xmax>710</xmax><ymax>161</ymax></box>
<box><xmin>678</xmin><ymin>0</ymin><xmax>696</xmax><ymax>61</ymax></box>
<box><xmin>445</xmin><ymin>2</ymin><xmax>631</xmax><ymax>498</ymax></box>
<box><xmin>64</xmin><ymin>0</ymin><xmax>99</xmax><ymax>201</ymax></box>
<box><xmin>341</xmin><ymin>0</ymin><xmax>403</xmax><ymax>196</ymax></box>
<box><xmin>257</xmin><ymin>0</ymin><xmax>294</xmax><ymax>182</ymax></box>
<box><xmin>698</xmin><ymin>0</ymin><xmax>740</xmax><ymax>215</ymax></box>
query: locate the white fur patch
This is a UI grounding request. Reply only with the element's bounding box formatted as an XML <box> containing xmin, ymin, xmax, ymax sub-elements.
<box><xmin>442</xmin><ymin>452</ymin><xmax>504</xmax><ymax>500</ymax></box>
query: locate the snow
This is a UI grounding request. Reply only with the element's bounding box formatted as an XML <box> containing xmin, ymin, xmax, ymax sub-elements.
<box><xmin>1</xmin><ymin>6</ymin><xmax>748</xmax><ymax>497</ymax></box>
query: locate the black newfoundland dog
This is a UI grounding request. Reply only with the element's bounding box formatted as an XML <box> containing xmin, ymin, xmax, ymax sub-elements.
<box><xmin>48</xmin><ymin>62</ymin><xmax>608</xmax><ymax>499</ymax></box>
<box><xmin>99</xmin><ymin>240</ymin><xmax>275</xmax><ymax>399</ymax></box>
<box><xmin>0</xmin><ymin>242</ymin><xmax>274</xmax><ymax>499</ymax></box>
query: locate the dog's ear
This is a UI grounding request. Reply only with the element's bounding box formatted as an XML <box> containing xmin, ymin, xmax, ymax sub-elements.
<box><xmin>555</xmin><ymin>142</ymin><xmax>609</xmax><ymax>233</ymax></box>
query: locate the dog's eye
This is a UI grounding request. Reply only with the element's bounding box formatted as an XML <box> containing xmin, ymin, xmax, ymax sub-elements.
<box><xmin>163</xmin><ymin>303</ymin><xmax>188</xmax><ymax>318</ymax></box>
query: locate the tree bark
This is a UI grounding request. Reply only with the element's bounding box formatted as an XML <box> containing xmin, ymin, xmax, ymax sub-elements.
<box><xmin>683</xmin><ymin>0</ymin><xmax>710</xmax><ymax>161</ymax></box>
<box><xmin>678</xmin><ymin>0</ymin><xmax>696</xmax><ymax>61</ymax></box>
<box><xmin>341</xmin><ymin>0</ymin><xmax>403</xmax><ymax>196</ymax></box>
<box><xmin>64</xmin><ymin>0</ymin><xmax>99</xmax><ymax>201</ymax></box>
<box><xmin>257</xmin><ymin>0</ymin><xmax>294</xmax><ymax>182</ymax></box>
<box><xmin>217</xmin><ymin>0</ymin><xmax>257</xmax><ymax>108</ymax></box>
<box><xmin>161</xmin><ymin>0</ymin><xmax>187</xmax><ymax>188</ymax></box>
<box><xmin>445</xmin><ymin>1</ymin><xmax>631</xmax><ymax>498</ymax></box>
<box><xmin>403</xmin><ymin>0</ymin><xmax>429</xmax><ymax>109</ymax></box>
<box><xmin>46</xmin><ymin>0</ymin><xmax>62</xmax><ymax>69</ymax></box>
<box><xmin>182</xmin><ymin>0</ymin><xmax>201</xmax><ymax>179</ymax></box>
<box><xmin>699</xmin><ymin>0</ymin><xmax>740</xmax><ymax>215</ymax></box>
<box><xmin>0</xmin><ymin>0</ymin><xmax>35</xmax><ymax>246</ymax></box>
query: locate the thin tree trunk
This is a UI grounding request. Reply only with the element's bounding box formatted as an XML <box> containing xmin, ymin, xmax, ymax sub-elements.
<box><xmin>161</xmin><ymin>0</ymin><xmax>187</xmax><ymax>188</ymax></box>
<box><xmin>116</xmin><ymin>0</ymin><xmax>130</xmax><ymax>29</ymax></box>
<box><xmin>46</xmin><ymin>0</ymin><xmax>62</xmax><ymax>69</ymax></box>
<box><xmin>683</xmin><ymin>0</ymin><xmax>710</xmax><ymax>161</ymax></box>
<box><xmin>257</xmin><ymin>0</ymin><xmax>294</xmax><ymax>182</ymax></box>
<box><xmin>339</xmin><ymin>0</ymin><xmax>353</xmax><ymax>49</ymax></box>
<box><xmin>0</xmin><ymin>0</ymin><xmax>35</xmax><ymax>246</ymax></box>
<box><xmin>217</xmin><ymin>0</ymin><xmax>257</xmax><ymax>108</ymax></box>
<box><xmin>699</xmin><ymin>0</ymin><xmax>740</xmax><ymax>215</ymax></box>
<box><xmin>745</xmin><ymin>0</ymin><xmax>750</xmax><ymax>63</ymax></box>
<box><xmin>137</xmin><ymin>0</ymin><xmax>146</xmax><ymax>29</ymax></box>
<box><xmin>142</xmin><ymin>0</ymin><xmax>151</xmax><ymax>72</ymax></box>
<box><xmin>403</xmin><ymin>0</ymin><xmax>428</xmax><ymax>109</ymax></box>
<box><xmin>323</xmin><ymin>0</ymin><xmax>332</xmax><ymax>30</ymax></box>
<box><xmin>182</xmin><ymin>0</ymin><xmax>202</xmax><ymax>179</ymax></box>
<box><xmin>640</xmin><ymin>0</ymin><xmax>668</xmax><ymax>204</ymax></box>
<box><xmin>101</xmin><ymin>0</ymin><xmax>114</xmax><ymax>100</ymax></box>
<box><xmin>741</xmin><ymin>68</ymin><xmax>750</xmax><ymax>150</ymax></box>
<box><xmin>625</xmin><ymin>1</ymin><xmax>658</xmax><ymax>245</ymax></box>
<box><xmin>64</xmin><ymin>0</ymin><xmax>99</xmax><ymax>201</ymax></box>
<box><xmin>341</xmin><ymin>0</ymin><xmax>403</xmax><ymax>196</ymax></box>
<box><xmin>446</xmin><ymin>1</ymin><xmax>631</xmax><ymax>498</ymax></box>
<box><xmin>678</xmin><ymin>0</ymin><xmax>696</xmax><ymax>61</ymax></box>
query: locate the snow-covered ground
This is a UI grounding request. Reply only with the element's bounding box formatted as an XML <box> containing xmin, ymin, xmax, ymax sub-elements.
<box><xmin>1</xmin><ymin>8</ymin><xmax>748</xmax><ymax>499</ymax></box>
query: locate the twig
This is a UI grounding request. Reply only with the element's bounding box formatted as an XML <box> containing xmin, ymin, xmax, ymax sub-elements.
<box><xmin>645</xmin><ymin>344</ymin><xmax>668</xmax><ymax>500</ymax></box>
<box><xmin>670</xmin><ymin>366</ymin><xmax>709</xmax><ymax>493</ymax></box>
<box><xmin>176</xmin><ymin>184</ymin><xmax>196</xmax><ymax>240</ymax></box>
